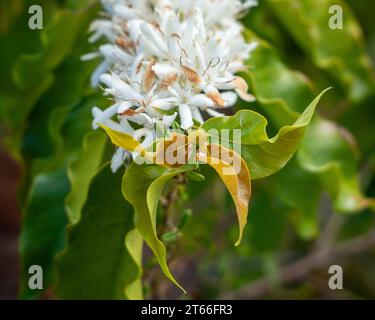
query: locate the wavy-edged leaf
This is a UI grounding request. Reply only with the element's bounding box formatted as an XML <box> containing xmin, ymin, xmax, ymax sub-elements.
<box><xmin>298</xmin><ymin>117</ymin><xmax>372</xmax><ymax>212</ymax></box>
<box><xmin>65</xmin><ymin>130</ymin><xmax>107</xmax><ymax>224</ymax></box>
<box><xmin>242</xmin><ymin>31</ymin><xmax>374</xmax><ymax>237</ymax></box>
<box><xmin>57</xmin><ymin>165</ymin><xmax>143</xmax><ymax>300</ymax></box>
<box><xmin>267</xmin><ymin>0</ymin><xmax>375</xmax><ymax>103</ymax></box>
<box><xmin>14</xmin><ymin>3</ymin><xmax>107</xmax><ymax>295</ymax></box>
<box><xmin>102</xmin><ymin>125</ymin><xmax>252</xmax><ymax>248</ymax></box>
<box><xmin>2</xmin><ymin>1</ymin><xmax>99</xmax><ymax>157</ymax></box>
<box><xmin>123</xmin><ymin>164</ymin><xmax>196</xmax><ymax>292</ymax></box>
<box><xmin>203</xmin><ymin>90</ymin><xmax>328</xmax><ymax>179</ymax></box>
<box><xmin>242</xmin><ymin>30</ymin><xmax>315</xmax><ymax>127</ymax></box>
<box><xmin>18</xmin><ymin>60</ymin><xmax>106</xmax><ymax>299</ymax></box>
<box><xmin>19</xmin><ymin>165</ymin><xmax>69</xmax><ymax>299</ymax></box>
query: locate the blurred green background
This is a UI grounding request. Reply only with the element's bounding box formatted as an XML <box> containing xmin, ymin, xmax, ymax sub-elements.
<box><xmin>1</xmin><ymin>0</ymin><xmax>375</xmax><ymax>299</ymax></box>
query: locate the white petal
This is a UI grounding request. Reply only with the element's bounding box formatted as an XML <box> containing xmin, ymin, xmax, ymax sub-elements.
<box><xmin>162</xmin><ymin>112</ymin><xmax>178</xmax><ymax>127</ymax></box>
<box><xmin>192</xmin><ymin>108</ymin><xmax>204</xmax><ymax>124</ymax></box>
<box><xmin>206</xmin><ymin>108</ymin><xmax>225</xmax><ymax>118</ymax></box>
<box><xmin>114</xmin><ymin>4</ymin><xmax>137</xmax><ymax>20</ymax></box>
<box><xmin>139</xmin><ymin>35</ymin><xmax>163</xmax><ymax>56</ymax></box>
<box><xmin>140</xmin><ymin>23</ymin><xmax>168</xmax><ymax>55</ymax></box>
<box><xmin>152</xmin><ymin>63</ymin><xmax>179</xmax><ymax>78</ymax></box>
<box><xmin>128</xmin><ymin>19</ymin><xmax>143</xmax><ymax>42</ymax></box>
<box><xmin>188</xmin><ymin>94</ymin><xmax>215</xmax><ymax>108</ymax></box>
<box><xmin>236</xmin><ymin>89</ymin><xmax>256</xmax><ymax>102</ymax></box>
<box><xmin>91</xmin><ymin>61</ymin><xmax>109</xmax><ymax>87</ymax></box>
<box><xmin>91</xmin><ymin>106</ymin><xmax>102</xmax><ymax>119</ymax></box>
<box><xmin>214</xmin><ymin>77</ymin><xmax>236</xmax><ymax>90</ymax></box>
<box><xmin>99</xmin><ymin>44</ymin><xmax>132</xmax><ymax>63</ymax></box>
<box><xmin>127</xmin><ymin>113</ymin><xmax>153</xmax><ymax>126</ymax></box>
<box><xmin>100</xmin><ymin>74</ymin><xmax>143</xmax><ymax>101</ymax></box>
<box><xmin>91</xmin><ymin>104</ymin><xmax>119</xmax><ymax>129</ymax></box>
<box><xmin>179</xmin><ymin>104</ymin><xmax>194</xmax><ymax>130</ymax></box>
<box><xmin>149</xmin><ymin>98</ymin><xmax>177</xmax><ymax>110</ymax></box>
<box><xmin>222</xmin><ymin>91</ymin><xmax>238</xmax><ymax>107</ymax></box>
<box><xmin>88</xmin><ymin>20</ymin><xmax>115</xmax><ymax>42</ymax></box>
<box><xmin>81</xmin><ymin>52</ymin><xmax>100</xmax><ymax>61</ymax></box>
<box><xmin>102</xmin><ymin>118</ymin><xmax>130</xmax><ymax>133</ymax></box>
<box><xmin>194</xmin><ymin>41</ymin><xmax>207</xmax><ymax>71</ymax></box>
<box><xmin>111</xmin><ymin>148</ymin><xmax>127</xmax><ymax>173</ymax></box>
<box><xmin>119</xmin><ymin>117</ymin><xmax>135</xmax><ymax>134</ymax></box>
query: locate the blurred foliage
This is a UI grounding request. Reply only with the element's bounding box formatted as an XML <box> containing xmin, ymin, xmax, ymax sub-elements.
<box><xmin>1</xmin><ymin>0</ymin><xmax>375</xmax><ymax>299</ymax></box>
<box><xmin>56</xmin><ymin>165</ymin><xmax>142</xmax><ymax>300</ymax></box>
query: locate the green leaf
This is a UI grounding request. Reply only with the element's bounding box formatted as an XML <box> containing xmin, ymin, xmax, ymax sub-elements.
<box><xmin>186</xmin><ymin>171</ymin><xmax>206</xmax><ymax>182</ymax></box>
<box><xmin>242</xmin><ymin>31</ymin><xmax>374</xmax><ymax>234</ymax></box>
<box><xmin>102</xmin><ymin>125</ymin><xmax>252</xmax><ymax>247</ymax></box>
<box><xmin>19</xmin><ymin>165</ymin><xmax>69</xmax><ymax>299</ymax></box>
<box><xmin>1</xmin><ymin>1</ymin><xmax>99</xmax><ymax>158</ymax></box>
<box><xmin>269</xmin><ymin>158</ymin><xmax>322</xmax><ymax>239</ymax></box>
<box><xmin>203</xmin><ymin>90</ymin><xmax>328</xmax><ymax>179</ymax></box>
<box><xmin>267</xmin><ymin>0</ymin><xmax>375</xmax><ymax>103</ymax></box>
<box><xmin>65</xmin><ymin>130</ymin><xmax>107</xmax><ymax>224</ymax></box>
<box><xmin>123</xmin><ymin>163</ymin><xmax>196</xmax><ymax>292</ymax></box>
<box><xmin>298</xmin><ymin>117</ymin><xmax>371</xmax><ymax>213</ymax></box>
<box><xmin>241</xmin><ymin>30</ymin><xmax>315</xmax><ymax>127</ymax></box>
<box><xmin>57</xmin><ymin>165</ymin><xmax>143</xmax><ymax>300</ymax></box>
<box><xmin>18</xmin><ymin>96</ymin><xmax>110</xmax><ymax>298</ymax></box>
<box><xmin>17</xmin><ymin>15</ymin><xmax>107</xmax><ymax>296</ymax></box>
<box><xmin>178</xmin><ymin>209</ymin><xmax>193</xmax><ymax>230</ymax></box>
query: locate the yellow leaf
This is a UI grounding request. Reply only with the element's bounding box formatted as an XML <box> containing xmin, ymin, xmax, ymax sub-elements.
<box><xmin>198</xmin><ymin>144</ymin><xmax>251</xmax><ymax>245</ymax></box>
<box><xmin>100</xmin><ymin>123</ymin><xmax>252</xmax><ymax>245</ymax></box>
<box><xmin>98</xmin><ymin>123</ymin><xmax>155</xmax><ymax>162</ymax></box>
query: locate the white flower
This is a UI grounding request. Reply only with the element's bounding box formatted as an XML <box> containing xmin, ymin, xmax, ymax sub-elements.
<box><xmin>86</xmin><ymin>0</ymin><xmax>257</xmax><ymax>171</ymax></box>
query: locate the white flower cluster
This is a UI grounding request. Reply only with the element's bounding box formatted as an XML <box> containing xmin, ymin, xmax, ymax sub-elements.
<box><xmin>84</xmin><ymin>0</ymin><xmax>257</xmax><ymax>171</ymax></box>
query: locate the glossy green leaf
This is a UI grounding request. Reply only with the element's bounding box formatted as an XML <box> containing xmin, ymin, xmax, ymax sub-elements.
<box><xmin>57</xmin><ymin>165</ymin><xmax>143</xmax><ymax>300</ymax></box>
<box><xmin>65</xmin><ymin>130</ymin><xmax>107</xmax><ymax>224</ymax></box>
<box><xmin>203</xmin><ymin>90</ymin><xmax>328</xmax><ymax>179</ymax></box>
<box><xmin>298</xmin><ymin>117</ymin><xmax>372</xmax><ymax>213</ymax></box>
<box><xmin>123</xmin><ymin>163</ymin><xmax>196</xmax><ymax>292</ymax></box>
<box><xmin>102</xmin><ymin>125</ymin><xmax>252</xmax><ymax>247</ymax></box>
<box><xmin>242</xmin><ymin>30</ymin><xmax>315</xmax><ymax>127</ymax></box>
<box><xmin>16</xmin><ymin>0</ymin><xmax>106</xmax><ymax>297</ymax></box>
<box><xmin>19</xmin><ymin>165</ymin><xmax>69</xmax><ymax>299</ymax></box>
<box><xmin>19</xmin><ymin>95</ymin><xmax>110</xmax><ymax>298</ymax></box>
<box><xmin>2</xmin><ymin>1</ymin><xmax>98</xmax><ymax>158</ymax></box>
<box><xmin>242</xmin><ymin>31</ymin><xmax>373</xmax><ymax>235</ymax></box>
<box><xmin>267</xmin><ymin>0</ymin><xmax>375</xmax><ymax>103</ymax></box>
